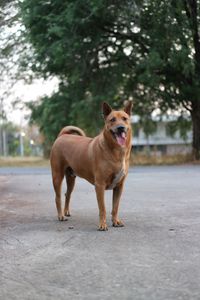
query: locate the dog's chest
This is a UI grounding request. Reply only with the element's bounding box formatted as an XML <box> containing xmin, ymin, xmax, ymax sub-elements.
<box><xmin>107</xmin><ymin>168</ymin><xmax>126</xmax><ymax>190</ymax></box>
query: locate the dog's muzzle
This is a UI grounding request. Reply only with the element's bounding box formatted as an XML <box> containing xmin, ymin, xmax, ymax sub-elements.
<box><xmin>111</xmin><ymin>125</ymin><xmax>127</xmax><ymax>146</ymax></box>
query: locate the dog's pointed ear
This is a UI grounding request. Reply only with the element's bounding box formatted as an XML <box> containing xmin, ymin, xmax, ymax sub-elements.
<box><xmin>124</xmin><ymin>101</ymin><xmax>133</xmax><ymax>116</ymax></box>
<box><xmin>102</xmin><ymin>102</ymin><xmax>112</xmax><ymax>118</ymax></box>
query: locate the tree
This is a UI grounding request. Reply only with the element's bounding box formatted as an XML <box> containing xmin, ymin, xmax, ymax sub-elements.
<box><xmin>20</xmin><ymin>0</ymin><xmax>200</xmax><ymax>159</ymax></box>
<box><xmin>0</xmin><ymin>0</ymin><xmax>29</xmax><ymax>126</ymax></box>
<box><xmin>0</xmin><ymin>0</ymin><xmax>17</xmax><ymax>155</ymax></box>
<box><xmin>0</xmin><ymin>0</ymin><xmax>21</xmax><ymax>98</ymax></box>
<box><xmin>130</xmin><ymin>0</ymin><xmax>200</xmax><ymax>159</ymax></box>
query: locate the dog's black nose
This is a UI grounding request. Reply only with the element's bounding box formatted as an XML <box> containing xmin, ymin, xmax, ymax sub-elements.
<box><xmin>116</xmin><ymin>126</ymin><xmax>126</xmax><ymax>133</ymax></box>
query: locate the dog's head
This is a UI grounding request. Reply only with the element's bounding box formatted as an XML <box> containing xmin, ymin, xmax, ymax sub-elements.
<box><xmin>102</xmin><ymin>101</ymin><xmax>132</xmax><ymax>147</ymax></box>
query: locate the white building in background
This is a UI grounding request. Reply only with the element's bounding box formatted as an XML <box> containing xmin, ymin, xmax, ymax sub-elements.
<box><xmin>131</xmin><ymin>115</ymin><xmax>192</xmax><ymax>155</ymax></box>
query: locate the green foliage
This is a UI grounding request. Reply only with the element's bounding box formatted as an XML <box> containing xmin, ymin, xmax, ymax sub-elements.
<box><xmin>134</xmin><ymin>117</ymin><xmax>157</xmax><ymax>138</ymax></box>
<box><xmin>28</xmin><ymin>85</ymin><xmax>71</xmax><ymax>152</ymax></box>
<box><xmin>166</xmin><ymin>116</ymin><xmax>192</xmax><ymax>141</ymax></box>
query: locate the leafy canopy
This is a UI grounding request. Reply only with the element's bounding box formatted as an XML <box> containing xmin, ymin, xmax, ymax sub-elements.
<box><xmin>20</xmin><ymin>0</ymin><xmax>200</xmax><ymax>154</ymax></box>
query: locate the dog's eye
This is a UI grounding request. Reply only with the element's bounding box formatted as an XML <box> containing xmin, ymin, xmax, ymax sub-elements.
<box><xmin>122</xmin><ymin>117</ymin><xmax>128</xmax><ymax>121</ymax></box>
<box><xmin>110</xmin><ymin>117</ymin><xmax>116</xmax><ymax>122</ymax></box>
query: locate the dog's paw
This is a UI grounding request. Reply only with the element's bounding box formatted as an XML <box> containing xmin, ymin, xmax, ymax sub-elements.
<box><xmin>98</xmin><ymin>223</ymin><xmax>108</xmax><ymax>231</ymax></box>
<box><xmin>112</xmin><ymin>220</ymin><xmax>124</xmax><ymax>227</ymax></box>
<box><xmin>58</xmin><ymin>215</ymin><xmax>66</xmax><ymax>221</ymax></box>
<box><xmin>64</xmin><ymin>211</ymin><xmax>71</xmax><ymax>217</ymax></box>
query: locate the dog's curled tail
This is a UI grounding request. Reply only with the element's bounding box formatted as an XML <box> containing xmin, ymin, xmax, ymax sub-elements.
<box><xmin>58</xmin><ymin>126</ymin><xmax>86</xmax><ymax>137</ymax></box>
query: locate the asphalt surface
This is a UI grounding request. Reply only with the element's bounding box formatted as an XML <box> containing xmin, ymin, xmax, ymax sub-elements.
<box><xmin>1</xmin><ymin>165</ymin><xmax>200</xmax><ymax>300</ymax></box>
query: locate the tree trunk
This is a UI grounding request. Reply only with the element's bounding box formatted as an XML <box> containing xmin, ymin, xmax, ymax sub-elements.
<box><xmin>191</xmin><ymin>101</ymin><xmax>200</xmax><ymax>160</ymax></box>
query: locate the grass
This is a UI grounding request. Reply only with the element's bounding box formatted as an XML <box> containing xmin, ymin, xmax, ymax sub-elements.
<box><xmin>130</xmin><ymin>153</ymin><xmax>199</xmax><ymax>166</ymax></box>
<box><xmin>0</xmin><ymin>156</ymin><xmax>49</xmax><ymax>167</ymax></box>
<box><xmin>0</xmin><ymin>154</ymin><xmax>199</xmax><ymax>167</ymax></box>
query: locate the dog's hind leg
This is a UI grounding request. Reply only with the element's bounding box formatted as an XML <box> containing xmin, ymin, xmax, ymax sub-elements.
<box><xmin>52</xmin><ymin>169</ymin><xmax>65</xmax><ymax>221</ymax></box>
<box><xmin>64</xmin><ymin>168</ymin><xmax>76</xmax><ymax>217</ymax></box>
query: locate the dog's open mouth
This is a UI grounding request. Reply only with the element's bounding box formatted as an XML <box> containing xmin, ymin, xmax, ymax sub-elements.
<box><xmin>112</xmin><ymin>131</ymin><xmax>127</xmax><ymax>146</ymax></box>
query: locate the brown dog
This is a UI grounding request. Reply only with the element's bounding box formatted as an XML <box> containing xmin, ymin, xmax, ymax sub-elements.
<box><xmin>50</xmin><ymin>101</ymin><xmax>132</xmax><ymax>230</ymax></box>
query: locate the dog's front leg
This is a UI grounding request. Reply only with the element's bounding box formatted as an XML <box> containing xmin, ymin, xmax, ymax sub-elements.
<box><xmin>112</xmin><ymin>182</ymin><xmax>124</xmax><ymax>227</ymax></box>
<box><xmin>95</xmin><ymin>184</ymin><xmax>108</xmax><ymax>231</ymax></box>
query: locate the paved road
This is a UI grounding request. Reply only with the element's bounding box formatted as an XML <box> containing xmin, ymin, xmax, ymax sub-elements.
<box><xmin>1</xmin><ymin>165</ymin><xmax>200</xmax><ymax>300</ymax></box>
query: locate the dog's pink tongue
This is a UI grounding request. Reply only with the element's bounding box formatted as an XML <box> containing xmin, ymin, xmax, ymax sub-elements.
<box><xmin>116</xmin><ymin>132</ymin><xmax>126</xmax><ymax>146</ymax></box>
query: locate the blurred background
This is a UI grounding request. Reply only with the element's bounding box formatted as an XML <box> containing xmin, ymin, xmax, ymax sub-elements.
<box><xmin>0</xmin><ymin>0</ymin><xmax>200</xmax><ymax>165</ymax></box>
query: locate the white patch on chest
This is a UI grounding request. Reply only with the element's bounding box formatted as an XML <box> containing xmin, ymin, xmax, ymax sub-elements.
<box><xmin>107</xmin><ymin>168</ymin><xmax>126</xmax><ymax>190</ymax></box>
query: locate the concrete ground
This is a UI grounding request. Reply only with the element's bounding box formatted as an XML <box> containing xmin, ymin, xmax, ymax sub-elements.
<box><xmin>0</xmin><ymin>165</ymin><xmax>200</xmax><ymax>300</ymax></box>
